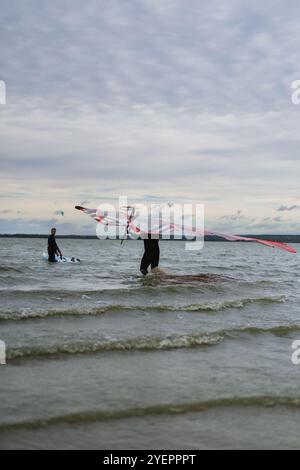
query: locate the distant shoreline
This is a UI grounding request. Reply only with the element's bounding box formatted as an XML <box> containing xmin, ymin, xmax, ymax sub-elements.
<box><xmin>1</xmin><ymin>234</ymin><xmax>300</xmax><ymax>243</ymax></box>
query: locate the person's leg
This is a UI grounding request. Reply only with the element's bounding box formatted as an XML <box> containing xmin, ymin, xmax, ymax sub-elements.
<box><xmin>140</xmin><ymin>239</ymin><xmax>152</xmax><ymax>274</ymax></box>
<box><xmin>48</xmin><ymin>251</ymin><xmax>57</xmax><ymax>262</ymax></box>
<box><xmin>150</xmin><ymin>239</ymin><xmax>160</xmax><ymax>269</ymax></box>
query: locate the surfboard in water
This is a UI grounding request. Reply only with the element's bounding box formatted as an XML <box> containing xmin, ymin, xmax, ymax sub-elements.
<box><xmin>42</xmin><ymin>253</ymin><xmax>81</xmax><ymax>263</ymax></box>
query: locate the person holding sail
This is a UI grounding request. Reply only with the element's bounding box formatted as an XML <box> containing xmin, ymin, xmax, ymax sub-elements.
<box><xmin>140</xmin><ymin>234</ymin><xmax>160</xmax><ymax>275</ymax></box>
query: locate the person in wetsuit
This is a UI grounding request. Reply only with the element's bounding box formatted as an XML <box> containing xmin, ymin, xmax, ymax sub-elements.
<box><xmin>48</xmin><ymin>227</ymin><xmax>63</xmax><ymax>262</ymax></box>
<box><xmin>140</xmin><ymin>235</ymin><xmax>160</xmax><ymax>275</ymax></box>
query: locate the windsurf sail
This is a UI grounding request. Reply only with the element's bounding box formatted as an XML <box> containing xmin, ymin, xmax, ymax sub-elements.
<box><xmin>75</xmin><ymin>205</ymin><xmax>297</xmax><ymax>254</ymax></box>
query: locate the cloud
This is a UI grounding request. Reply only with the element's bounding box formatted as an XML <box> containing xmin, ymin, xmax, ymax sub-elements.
<box><xmin>220</xmin><ymin>210</ymin><xmax>245</xmax><ymax>221</ymax></box>
<box><xmin>2</xmin><ymin>0</ymin><xmax>299</xmax><ymax>113</ymax></box>
<box><xmin>0</xmin><ymin>209</ymin><xmax>23</xmax><ymax>215</ymax></box>
<box><xmin>277</xmin><ymin>205</ymin><xmax>300</xmax><ymax>212</ymax></box>
<box><xmin>0</xmin><ymin>217</ymin><xmax>90</xmax><ymax>235</ymax></box>
<box><xmin>1</xmin><ymin>1</ymin><xmax>300</xmax><ymax>232</ymax></box>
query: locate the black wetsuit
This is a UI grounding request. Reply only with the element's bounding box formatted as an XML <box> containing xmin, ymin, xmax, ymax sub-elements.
<box><xmin>48</xmin><ymin>235</ymin><xmax>60</xmax><ymax>262</ymax></box>
<box><xmin>140</xmin><ymin>236</ymin><xmax>160</xmax><ymax>274</ymax></box>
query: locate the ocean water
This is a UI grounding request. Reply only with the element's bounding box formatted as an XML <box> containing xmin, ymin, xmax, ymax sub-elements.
<box><xmin>0</xmin><ymin>237</ymin><xmax>300</xmax><ymax>449</ymax></box>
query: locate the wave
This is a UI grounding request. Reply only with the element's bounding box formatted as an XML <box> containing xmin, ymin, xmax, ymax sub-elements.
<box><xmin>6</xmin><ymin>323</ymin><xmax>300</xmax><ymax>360</ymax></box>
<box><xmin>0</xmin><ymin>273</ymin><xmax>233</xmax><ymax>297</ymax></box>
<box><xmin>142</xmin><ymin>273</ymin><xmax>232</xmax><ymax>284</ymax></box>
<box><xmin>0</xmin><ymin>266</ymin><xmax>24</xmax><ymax>273</ymax></box>
<box><xmin>0</xmin><ymin>295</ymin><xmax>286</xmax><ymax>321</ymax></box>
<box><xmin>184</xmin><ymin>296</ymin><xmax>286</xmax><ymax>311</ymax></box>
<box><xmin>1</xmin><ymin>395</ymin><xmax>300</xmax><ymax>431</ymax></box>
<box><xmin>0</xmin><ymin>283</ymin><xmax>219</xmax><ymax>297</ymax></box>
<box><xmin>7</xmin><ymin>332</ymin><xmax>224</xmax><ymax>360</ymax></box>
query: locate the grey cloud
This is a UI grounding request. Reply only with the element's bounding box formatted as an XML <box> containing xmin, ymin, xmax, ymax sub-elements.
<box><xmin>0</xmin><ymin>192</ymin><xmax>32</xmax><ymax>198</ymax></box>
<box><xmin>220</xmin><ymin>210</ymin><xmax>245</xmax><ymax>221</ymax></box>
<box><xmin>277</xmin><ymin>205</ymin><xmax>300</xmax><ymax>212</ymax></box>
<box><xmin>0</xmin><ymin>217</ymin><xmax>90</xmax><ymax>235</ymax></box>
<box><xmin>1</xmin><ymin>1</ymin><xmax>300</xmax><ymax>232</ymax></box>
<box><xmin>1</xmin><ymin>0</ymin><xmax>299</xmax><ymax>112</ymax></box>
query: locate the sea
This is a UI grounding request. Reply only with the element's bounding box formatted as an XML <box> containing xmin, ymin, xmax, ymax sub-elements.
<box><xmin>0</xmin><ymin>237</ymin><xmax>300</xmax><ymax>449</ymax></box>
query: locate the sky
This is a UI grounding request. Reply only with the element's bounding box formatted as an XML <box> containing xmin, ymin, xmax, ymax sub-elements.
<box><xmin>0</xmin><ymin>0</ymin><xmax>300</xmax><ymax>234</ymax></box>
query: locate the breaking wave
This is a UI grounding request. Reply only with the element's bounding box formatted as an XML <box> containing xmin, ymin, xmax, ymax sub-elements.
<box><xmin>6</xmin><ymin>323</ymin><xmax>300</xmax><ymax>360</ymax></box>
<box><xmin>0</xmin><ymin>295</ymin><xmax>286</xmax><ymax>321</ymax></box>
<box><xmin>7</xmin><ymin>332</ymin><xmax>224</xmax><ymax>360</ymax></box>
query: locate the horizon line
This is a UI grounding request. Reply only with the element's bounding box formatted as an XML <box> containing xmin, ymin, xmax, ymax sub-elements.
<box><xmin>1</xmin><ymin>233</ymin><xmax>300</xmax><ymax>243</ymax></box>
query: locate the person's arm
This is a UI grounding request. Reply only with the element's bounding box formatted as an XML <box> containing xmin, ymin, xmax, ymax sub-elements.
<box><xmin>55</xmin><ymin>240</ymin><xmax>62</xmax><ymax>257</ymax></box>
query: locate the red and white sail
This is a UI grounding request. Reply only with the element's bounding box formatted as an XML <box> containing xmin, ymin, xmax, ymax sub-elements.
<box><xmin>75</xmin><ymin>205</ymin><xmax>297</xmax><ymax>254</ymax></box>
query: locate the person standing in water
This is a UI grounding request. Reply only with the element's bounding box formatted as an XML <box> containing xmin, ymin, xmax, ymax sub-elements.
<box><xmin>48</xmin><ymin>227</ymin><xmax>63</xmax><ymax>262</ymax></box>
<box><xmin>140</xmin><ymin>235</ymin><xmax>160</xmax><ymax>275</ymax></box>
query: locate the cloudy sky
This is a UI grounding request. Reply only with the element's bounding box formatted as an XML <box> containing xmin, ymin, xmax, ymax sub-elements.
<box><xmin>1</xmin><ymin>0</ymin><xmax>300</xmax><ymax>234</ymax></box>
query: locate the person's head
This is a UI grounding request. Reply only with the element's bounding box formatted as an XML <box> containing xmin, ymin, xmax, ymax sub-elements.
<box><xmin>51</xmin><ymin>227</ymin><xmax>57</xmax><ymax>236</ymax></box>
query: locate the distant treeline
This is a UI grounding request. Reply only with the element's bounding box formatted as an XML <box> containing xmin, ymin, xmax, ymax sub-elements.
<box><xmin>1</xmin><ymin>234</ymin><xmax>300</xmax><ymax>243</ymax></box>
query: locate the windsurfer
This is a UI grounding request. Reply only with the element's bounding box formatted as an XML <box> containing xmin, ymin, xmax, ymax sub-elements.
<box><xmin>140</xmin><ymin>235</ymin><xmax>160</xmax><ymax>275</ymax></box>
